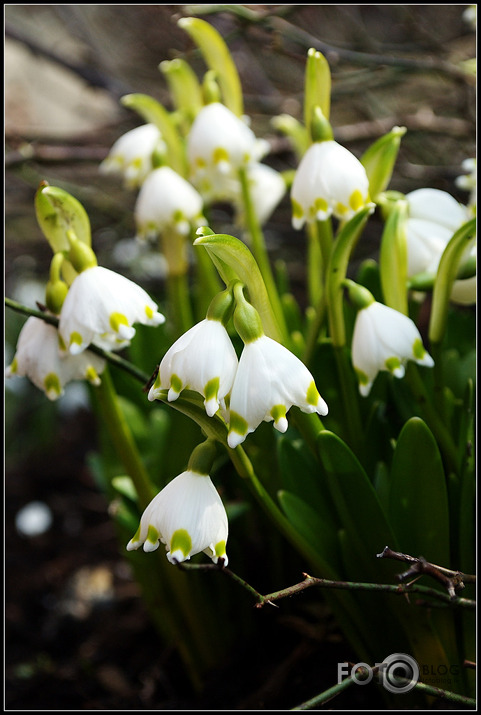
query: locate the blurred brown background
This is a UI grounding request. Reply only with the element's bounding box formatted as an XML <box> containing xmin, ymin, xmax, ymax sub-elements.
<box><xmin>4</xmin><ymin>5</ymin><xmax>476</xmax><ymax>710</ymax></box>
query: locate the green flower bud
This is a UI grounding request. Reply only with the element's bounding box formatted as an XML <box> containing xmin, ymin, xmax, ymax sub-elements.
<box><xmin>343</xmin><ymin>279</ymin><xmax>375</xmax><ymax>310</ymax></box>
<box><xmin>310</xmin><ymin>106</ymin><xmax>334</xmax><ymax>143</ymax></box>
<box><xmin>67</xmin><ymin>230</ymin><xmax>98</xmax><ymax>273</ymax></box>
<box><xmin>187</xmin><ymin>439</ymin><xmax>218</xmax><ymax>476</ymax></box>
<box><xmin>233</xmin><ymin>283</ymin><xmax>264</xmax><ymax>344</ymax></box>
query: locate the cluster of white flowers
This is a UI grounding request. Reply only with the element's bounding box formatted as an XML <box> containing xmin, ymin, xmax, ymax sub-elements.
<box><xmin>147</xmin><ymin>299</ymin><xmax>329</xmax><ymax>449</ymax></box>
<box><xmin>6</xmin><ymin>264</ymin><xmax>165</xmax><ymax>400</ymax></box>
<box><xmin>101</xmin><ymin>102</ymin><xmax>286</xmax><ymax>241</ymax></box>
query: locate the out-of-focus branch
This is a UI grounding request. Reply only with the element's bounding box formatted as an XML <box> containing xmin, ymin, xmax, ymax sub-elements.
<box><xmin>5</xmin><ymin>22</ymin><xmax>131</xmax><ymax>100</ymax></box>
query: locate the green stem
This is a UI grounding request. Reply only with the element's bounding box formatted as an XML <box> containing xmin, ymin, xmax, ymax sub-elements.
<box><xmin>165</xmin><ymin>271</ymin><xmax>194</xmax><ymax>338</ymax></box>
<box><xmin>303</xmin><ymin>294</ymin><xmax>327</xmax><ymax>367</ymax></box>
<box><xmin>306</xmin><ymin>221</ymin><xmax>322</xmax><ymax>306</ymax></box>
<box><xmin>292</xmin><ymin>676</ymin><xmax>356</xmax><ymax>710</ymax></box>
<box><xmin>94</xmin><ymin>366</ymin><xmax>156</xmax><ymax>509</ymax></box>
<box><xmin>238</xmin><ymin>165</ymin><xmax>290</xmax><ymax>344</ymax></box>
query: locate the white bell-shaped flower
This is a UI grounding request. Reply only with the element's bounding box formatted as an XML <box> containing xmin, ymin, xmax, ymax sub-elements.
<box><xmin>351</xmin><ymin>301</ymin><xmax>434</xmax><ymax>397</ymax></box>
<box><xmin>5</xmin><ymin>317</ymin><xmax>106</xmax><ymax>400</ymax></box>
<box><xmin>405</xmin><ymin>188</ymin><xmax>469</xmax><ymax>277</ymax></box>
<box><xmin>126</xmin><ymin>470</ymin><xmax>229</xmax><ymax>565</ymax></box>
<box><xmin>227</xmin><ymin>335</ymin><xmax>328</xmax><ymax>449</ymax></box>
<box><xmin>99</xmin><ymin>124</ymin><xmax>165</xmax><ymax>188</ymax></box>
<box><xmin>134</xmin><ymin>166</ymin><xmax>206</xmax><ymax>239</ymax></box>
<box><xmin>58</xmin><ymin>266</ymin><xmax>165</xmax><ymax>355</ymax></box>
<box><xmin>149</xmin><ymin>318</ymin><xmax>238</xmax><ymax>417</ymax></box>
<box><xmin>187</xmin><ymin>102</ymin><xmax>269</xmax><ymax>194</ymax></box>
<box><xmin>291</xmin><ymin>140</ymin><xmax>370</xmax><ymax>229</ymax></box>
<box><xmin>451</xmin><ymin>240</ymin><xmax>477</xmax><ymax>306</ymax></box>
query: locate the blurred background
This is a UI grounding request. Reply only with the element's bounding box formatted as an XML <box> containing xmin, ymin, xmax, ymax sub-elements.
<box><xmin>5</xmin><ymin>5</ymin><xmax>476</xmax><ymax>709</ymax></box>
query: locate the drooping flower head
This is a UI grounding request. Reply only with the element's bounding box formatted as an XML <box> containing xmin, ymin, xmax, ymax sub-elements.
<box><xmin>350</xmin><ymin>287</ymin><xmax>434</xmax><ymax>396</ymax></box>
<box><xmin>187</xmin><ymin>102</ymin><xmax>269</xmax><ymax>199</ymax></box>
<box><xmin>6</xmin><ymin>317</ymin><xmax>105</xmax><ymax>400</ymax></box>
<box><xmin>134</xmin><ymin>166</ymin><xmax>206</xmax><ymax>240</ymax></box>
<box><xmin>99</xmin><ymin>124</ymin><xmax>165</xmax><ymax>188</ymax></box>
<box><xmin>58</xmin><ymin>264</ymin><xmax>165</xmax><ymax>355</ymax></box>
<box><xmin>227</xmin><ymin>283</ymin><xmax>328</xmax><ymax>448</ymax></box>
<box><xmin>291</xmin><ymin>139</ymin><xmax>370</xmax><ymax>229</ymax></box>
<box><xmin>127</xmin><ymin>440</ymin><xmax>228</xmax><ymax>566</ymax></box>
<box><xmin>405</xmin><ymin>188</ymin><xmax>469</xmax><ymax>277</ymax></box>
<box><xmin>148</xmin><ymin>287</ymin><xmax>238</xmax><ymax>417</ymax></box>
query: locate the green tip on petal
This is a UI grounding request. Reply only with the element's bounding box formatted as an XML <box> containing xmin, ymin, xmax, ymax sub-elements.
<box><xmin>44</xmin><ymin>373</ymin><xmax>62</xmax><ymax>400</ymax></box>
<box><xmin>385</xmin><ymin>356</ymin><xmax>404</xmax><ymax>377</ymax></box>
<box><xmin>170</xmin><ymin>529</ymin><xmax>192</xmax><ymax>560</ymax></box>
<box><xmin>228</xmin><ymin>411</ymin><xmax>249</xmax><ymax>447</ymax></box>
<box><xmin>144</xmin><ymin>524</ymin><xmax>160</xmax><ymax>552</ymax></box>
<box><xmin>412</xmin><ymin>337</ymin><xmax>425</xmax><ymax>361</ymax></box>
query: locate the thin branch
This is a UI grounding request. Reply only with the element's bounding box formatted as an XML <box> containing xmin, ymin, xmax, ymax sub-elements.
<box><xmin>176</xmin><ymin>563</ymin><xmax>476</xmax><ymax>610</ymax></box>
<box><xmin>377</xmin><ymin>546</ymin><xmax>476</xmax><ymax>599</ymax></box>
<box><xmin>267</xmin><ymin>16</ymin><xmax>474</xmax><ymax>83</ymax></box>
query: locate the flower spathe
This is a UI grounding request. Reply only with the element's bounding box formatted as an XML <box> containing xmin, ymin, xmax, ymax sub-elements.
<box><xmin>99</xmin><ymin>123</ymin><xmax>165</xmax><ymax>188</ymax></box>
<box><xmin>58</xmin><ymin>266</ymin><xmax>165</xmax><ymax>355</ymax></box>
<box><xmin>405</xmin><ymin>188</ymin><xmax>469</xmax><ymax>277</ymax></box>
<box><xmin>126</xmin><ymin>470</ymin><xmax>229</xmax><ymax>565</ymax></box>
<box><xmin>5</xmin><ymin>317</ymin><xmax>106</xmax><ymax>400</ymax></box>
<box><xmin>351</xmin><ymin>301</ymin><xmax>434</xmax><ymax>396</ymax></box>
<box><xmin>227</xmin><ymin>335</ymin><xmax>328</xmax><ymax>449</ymax></box>
<box><xmin>134</xmin><ymin>166</ymin><xmax>205</xmax><ymax>239</ymax></box>
<box><xmin>290</xmin><ymin>139</ymin><xmax>370</xmax><ymax>229</ymax></box>
<box><xmin>148</xmin><ymin>318</ymin><xmax>238</xmax><ymax>417</ymax></box>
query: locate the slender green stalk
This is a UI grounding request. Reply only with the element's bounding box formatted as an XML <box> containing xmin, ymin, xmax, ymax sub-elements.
<box><xmin>292</xmin><ymin>676</ymin><xmax>356</xmax><ymax>710</ymax></box>
<box><xmin>238</xmin><ymin>165</ymin><xmax>289</xmax><ymax>344</ymax></box>
<box><xmin>306</xmin><ymin>221</ymin><xmax>322</xmax><ymax>306</ymax></box>
<box><xmin>302</xmin><ymin>292</ymin><xmax>327</xmax><ymax>367</ymax></box>
<box><xmin>94</xmin><ymin>366</ymin><xmax>156</xmax><ymax>509</ymax></box>
<box><xmin>165</xmin><ymin>271</ymin><xmax>194</xmax><ymax>337</ymax></box>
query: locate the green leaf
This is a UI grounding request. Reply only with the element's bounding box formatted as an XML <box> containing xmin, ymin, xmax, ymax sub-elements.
<box><xmin>360</xmin><ymin>126</ymin><xmax>406</xmax><ymax>201</ymax></box>
<box><xmin>277</xmin><ymin>490</ymin><xmax>340</xmax><ymax>576</ymax></box>
<box><xmin>277</xmin><ymin>435</ymin><xmax>338</xmax><ymax>532</ymax></box>
<box><xmin>193</xmin><ymin>232</ymin><xmax>283</xmax><ymax>341</ymax></box>
<box><xmin>159</xmin><ymin>58</ymin><xmax>203</xmax><ymax>126</ymax></box>
<box><xmin>35</xmin><ymin>182</ymin><xmax>91</xmax><ymax>253</ymax></box>
<box><xmin>121</xmin><ymin>93</ymin><xmax>187</xmax><ymax>176</ymax></box>
<box><xmin>429</xmin><ymin>218</ymin><xmax>476</xmax><ymax>345</ymax></box>
<box><xmin>177</xmin><ymin>17</ymin><xmax>243</xmax><ymax>116</ymax></box>
<box><xmin>326</xmin><ymin>205</ymin><xmax>375</xmax><ymax>347</ymax></box>
<box><xmin>317</xmin><ymin>430</ymin><xmax>398</xmax><ymax>580</ymax></box>
<box><xmin>389</xmin><ymin>417</ymin><xmax>450</xmax><ymax>566</ymax></box>
<box><xmin>379</xmin><ymin>199</ymin><xmax>408</xmax><ymax>315</ymax></box>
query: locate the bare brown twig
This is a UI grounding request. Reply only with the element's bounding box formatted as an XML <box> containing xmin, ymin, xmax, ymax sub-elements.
<box><xmin>377</xmin><ymin>546</ymin><xmax>475</xmax><ymax>599</ymax></box>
